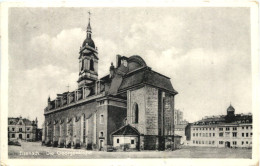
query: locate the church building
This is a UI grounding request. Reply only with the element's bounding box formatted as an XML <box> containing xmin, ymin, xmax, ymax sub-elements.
<box><xmin>43</xmin><ymin>14</ymin><xmax>178</xmax><ymax>151</ymax></box>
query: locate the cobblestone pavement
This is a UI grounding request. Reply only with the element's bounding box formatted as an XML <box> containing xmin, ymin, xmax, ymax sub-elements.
<box><xmin>8</xmin><ymin>141</ymin><xmax>252</xmax><ymax>159</ymax></box>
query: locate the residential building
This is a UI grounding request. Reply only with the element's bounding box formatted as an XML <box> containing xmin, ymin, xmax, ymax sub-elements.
<box><xmin>189</xmin><ymin>105</ymin><xmax>252</xmax><ymax>148</ymax></box>
<box><xmin>8</xmin><ymin>116</ymin><xmax>38</xmax><ymax>141</ymax></box>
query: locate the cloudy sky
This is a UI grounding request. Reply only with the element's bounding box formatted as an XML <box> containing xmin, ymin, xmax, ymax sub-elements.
<box><xmin>8</xmin><ymin>7</ymin><xmax>251</xmax><ymax>126</ymax></box>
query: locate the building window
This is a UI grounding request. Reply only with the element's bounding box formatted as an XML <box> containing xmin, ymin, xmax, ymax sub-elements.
<box><xmin>199</xmin><ymin>133</ymin><xmax>201</xmax><ymax>137</ymax></box>
<box><xmin>117</xmin><ymin>138</ymin><xmax>119</xmax><ymax>143</ymax></box>
<box><xmin>213</xmin><ymin>128</ymin><xmax>215</xmax><ymax>130</ymax></box>
<box><xmin>209</xmin><ymin>133</ymin><xmax>211</xmax><ymax>137</ymax></box>
<box><xmin>19</xmin><ymin>128</ymin><xmax>22</xmax><ymax>132</ymax></box>
<box><xmin>133</xmin><ymin>103</ymin><xmax>139</xmax><ymax>124</ymax></box>
<box><xmin>250</xmin><ymin>133</ymin><xmax>252</xmax><ymax>137</ymax></box>
<box><xmin>196</xmin><ymin>133</ymin><xmax>198</xmax><ymax>137</ymax></box>
<box><xmin>100</xmin><ymin>132</ymin><xmax>104</xmax><ymax>137</ymax></box>
<box><xmin>27</xmin><ymin>134</ymin><xmax>30</xmax><ymax>138</ymax></box>
<box><xmin>27</xmin><ymin>127</ymin><xmax>30</xmax><ymax>131</ymax></box>
<box><xmin>213</xmin><ymin>133</ymin><xmax>215</xmax><ymax>137</ymax></box>
<box><xmin>193</xmin><ymin>133</ymin><xmax>195</xmax><ymax>137</ymax></box>
<box><xmin>131</xmin><ymin>140</ymin><xmax>135</xmax><ymax>144</ymax></box>
<box><xmin>226</xmin><ymin>127</ymin><xmax>230</xmax><ymax>131</ymax></box>
<box><xmin>196</xmin><ymin>141</ymin><xmax>198</xmax><ymax>144</ymax></box>
<box><xmin>242</xmin><ymin>127</ymin><xmax>244</xmax><ymax>129</ymax></box>
<box><xmin>233</xmin><ymin>141</ymin><xmax>237</xmax><ymax>145</ymax></box>
<box><xmin>242</xmin><ymin>133</ymin><xmax>244</xmax><ymax>137</ymax></box>
<box><xmin>209</xmin><ymin>128</ymin><xmax>211</xmax><ymax>130</ymax></box>
<box><xmin>193</xmin><ymin>140</ymin><xmax>195</xmax><ymax>144</ymax></box>
<box><xmin>81</xmin><ymin>60</ymin><xmax>84</xmax><ymax>71</ymax></box>
<box><xmin>219</xmin><ymin>141</ymin><xmax>223</xmax><ymax>144</ymax></box>
<box><xmin>209</xmin><ymin>141</ymin><xmax>211</xmax><ymax>144</ymax></box>
<box><xmin>90</xmin><ymin>59</ymin><xmax>94</xmax><ymax>71</ymax></box>
<box><xmin>206</xmin><ymin>133</ymin><xmax>208</xmax><ymax>137</ymax></box>
<box><xmin>212</xmin><ymin>141</ymin><xmax>215</xmax><ymax>145</ymax></box>
<box><xmin>12</xmin><ymin>134</ymin><xmax>15</xmax><ymax>138</ymax></box>
<box><xmin>246</xmin><ymin>133</ymin><xmax>248</xmax><ymax>137</ymax></box>
<box><xmin>12</xmin><ymin>128</ymin><xmax>15</xmax><ymax>131</ymax></box>
<box><xmin>100</xmin><ymin>114</ymin><xmax>104</xmax><ymax>124</ymax></box>
<box><xmin>219</xmin><ymin>133</ymin><xmax>223</xmax><ymax>137</ymax></box>
<box><xmin>203</xmin><ymin>133</ymin><xmax>205</xmax><ymax>137</ymax></box>
<box><xmin>219</xmin><ymin>128</ymin><xmax>223</xmax><ymax>131</ymax></box>
<box><xmin>242</xmin><ymin>141</ymin><xmax>244</xmax><ymax>145</ymax></box>
<box><xmin>232</xmin><ymin>132</ymin><xmax>237</xmax><ymax>137</ymax></box>
<box><xmin>251</xmin><ymin>126</ymin><xmax>253</xmax><ymax>129</ymax></box>
<box><xmin>246</xmin><ymin>141</ymin><xmax>248</xmax><ymax>144</ymax></box>
<box><xmin>246</xmin><ymin>126</ymin><xmax>248</xmax><ymax>129</ymax></box>
<box><xmin>233</xmin><ymin>127</ymin><xmax>237</xmax><ymax>131</ymax></box>
<box><xmin>202</xmin><ymin>141</ymin><xmax>204</xmax><ymax>144</ymax></box>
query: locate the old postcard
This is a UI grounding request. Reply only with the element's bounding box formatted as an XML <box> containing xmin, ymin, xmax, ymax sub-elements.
<box><xmin>0</xmin><ymin>1</ymin><xmax>259</xmax><ymax>166</ymax></box>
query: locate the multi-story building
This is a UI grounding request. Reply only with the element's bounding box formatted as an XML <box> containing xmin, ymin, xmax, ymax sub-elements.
<box><xmin>8</xmin><ymin>116</ymin><xmax>38</xmax><ymax>141</ymax></box>
<box><xmin>174</xmin><ymin>124</ymin><xmax>187</xmax><ymax>144</ymax></box>
<box><xmin>174</xmin><ymin>109</ymin><xmax>188</xmax><ymax>125</ymax></box>
<box><xmin>43</xmin><ymin>14</ymin><xmax>178</xmax><ymax>151</ymax></box>
<box><xmin>189</xmin><ymin>105</ymin><xmax>252</xmax><ymax>148</ymax></box>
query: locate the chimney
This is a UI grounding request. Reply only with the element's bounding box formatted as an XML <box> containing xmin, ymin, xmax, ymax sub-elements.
<box><xmin>116</xmin><ymin>54</ymin><xmax>121</xmax><ymax>68</ymax></box>
<box><xmin>109</xmin><ymin>62</ymin><xmax>115</xmax><ymax>78</ymax></box>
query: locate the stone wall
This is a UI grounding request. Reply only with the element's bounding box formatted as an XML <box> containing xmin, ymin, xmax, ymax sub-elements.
<box><xmin>107</xmin><ymin>105</ymin><xmax>127</xmax><ymax>145</ymax></box>
<box><xmin>145</xmin><ymin>86</ymin><xmax>158</xmax><ymax>135</ymax></box>
<box><xmin>44</xmin><ymin>101</ymin><xmax>98</xmax><ymax>147</ymax></box>
<box><xmin>127</xmin><ymin>87</ymin><xmax>146</xmax><ymax>134</ymax></box>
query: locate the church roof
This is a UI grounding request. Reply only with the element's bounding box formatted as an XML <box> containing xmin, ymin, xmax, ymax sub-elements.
<box><xmin>118</xmin><ymin>67</ymin><xmax>177</xmax><ymax>95</ymax></box>
<box><xmin>82</xmin><ymin>37</ymin><xmax>95</xmax><ymax>48</ymax></box>
<box><xmin>107</xmin><ymin>55</ymin><xmax>178</xmax><ymax>95</ymax></box>
<box><xmin>111</xmin><ymin>124</ymin><xmax>140</xmax><ymax>136</ymax></box>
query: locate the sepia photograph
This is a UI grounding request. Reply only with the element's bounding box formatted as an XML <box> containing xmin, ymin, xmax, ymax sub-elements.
<box><xmin>0</xmin><ymin>1</ymin><xmax>259</xmax><ymax>166</ymax></box>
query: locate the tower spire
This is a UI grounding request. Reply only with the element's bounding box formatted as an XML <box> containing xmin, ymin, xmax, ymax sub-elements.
<box><xmin>87</xmin><ymin>11</ymin><xmax>92</xmax><ymax>36</ymax></box>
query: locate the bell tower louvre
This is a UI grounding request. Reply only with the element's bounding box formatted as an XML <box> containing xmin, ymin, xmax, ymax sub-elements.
<box><xmin>78</xmin><ymin>11</ymin><xmax>99</xmax><ymax>88</ymax></box>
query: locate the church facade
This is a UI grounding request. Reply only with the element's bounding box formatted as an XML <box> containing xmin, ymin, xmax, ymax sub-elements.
<box><xmin>43</xmin><ymin>15</ymin><xmax>178</xmax><ymax>151</ymax></box>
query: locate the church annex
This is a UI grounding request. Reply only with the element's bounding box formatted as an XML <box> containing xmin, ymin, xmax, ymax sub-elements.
<box><xmin>43</xmin><ymin>14</ymin><xmax>178</xmax><ymax>151</ymax></box>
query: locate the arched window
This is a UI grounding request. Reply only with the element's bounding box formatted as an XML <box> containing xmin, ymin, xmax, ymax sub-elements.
<box><xmin>90</xmin><ymin>59</ymin><xmax>94</xmax><ymax>71</ymax></box>
<box><xmin>81</xmin><ymin>60</ymin><xmax>84</xmax><ymax>71</ymax></box>
<box><xmin>133</xmin><ymin>103</ymin><xmax>139</xmax><ymax>124</ymax></box>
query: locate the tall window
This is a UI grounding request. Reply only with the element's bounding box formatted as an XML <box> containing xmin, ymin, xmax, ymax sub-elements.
<box><xmin>133</xmin><ymin>103</ymin><xmax>139</xmax><ymax>123</ymax></box>
<box><xmin>100</xmin><ymin>115</ymin><xmax>104</xmax><ymax>124</ymax></box>
<box><xmin>90</xmin><ymin>59</ymin><xmax>94</xmax><ymax>71</ymax></box>
<box><xmin>81</xmin><ymin>60</ymin><xmax>84</xmax><ymax>71</ymax></box>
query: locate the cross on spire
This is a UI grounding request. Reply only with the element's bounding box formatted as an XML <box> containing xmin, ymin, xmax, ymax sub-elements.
<box><xmin>88</xmin><ymin>11</ymin><xmax>91</xmax><ymax>21</ymax></box>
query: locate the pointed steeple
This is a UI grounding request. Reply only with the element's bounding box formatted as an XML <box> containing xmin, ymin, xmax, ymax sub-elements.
<box><xmin>86</xmin><ymin>11</ymin><xmax>92</xmax><ymax>38</ymax></box>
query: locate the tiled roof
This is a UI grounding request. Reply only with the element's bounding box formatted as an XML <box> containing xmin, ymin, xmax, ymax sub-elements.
<box><xmin>112</xmin><ymin>124</ymin><xmax>140</xmax><ymax>136</ymax></box>
<box><xmin>193</xmin><ymin>114</ymin><xmax>252</xmax><ymax>125</ymax></box>
<box><xmin>116</xmin><ymin>67</ymin><xmax>177</xmax><ymax>95</ymax></box>
<box><xmin>8</xmin><ymin>117</ymin><xmax>36</xmax><ymax>126</ymax></box>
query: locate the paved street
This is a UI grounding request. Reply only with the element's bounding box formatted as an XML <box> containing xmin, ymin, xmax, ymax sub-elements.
<box><xmin>8</xmin><ymin>141</ymin><xmax>252</xmax><ymax>159</ymax></box>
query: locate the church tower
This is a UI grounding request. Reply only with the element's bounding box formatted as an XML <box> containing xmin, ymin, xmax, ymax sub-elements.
<box><xmin>78</xmin><ymin>12</ymin><xmax>98</xmax><ymax>88</ymax></box>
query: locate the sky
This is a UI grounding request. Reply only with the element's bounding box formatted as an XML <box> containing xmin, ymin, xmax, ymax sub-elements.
<box><xmin>8</xmin><ymin>7</ymin><xmax>252</xmax><ymax>127</ymax></box>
